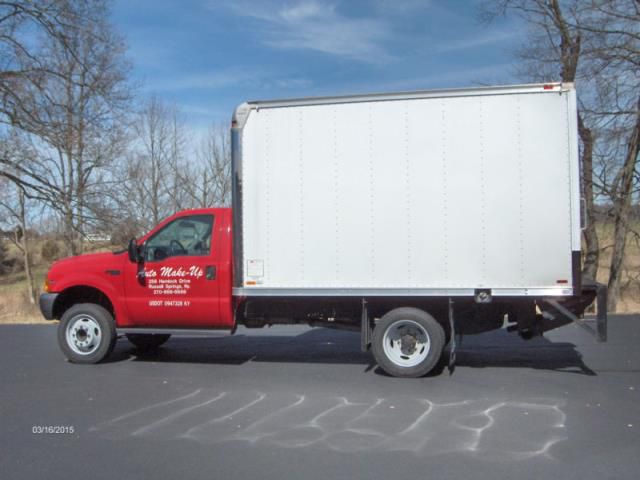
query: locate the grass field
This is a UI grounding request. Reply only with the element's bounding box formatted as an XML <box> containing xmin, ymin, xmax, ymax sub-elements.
<box><xmin>595</xmin><ymin>223</ymin><xmax>640</xmax><ymax>313</ymax></box>
<box><xmin>2</xmin><ymin>224</ymin><xmax>639</xmax><ymax>324</ymax></box>
<box><xmin>0</xmin><ymin>266</ymin><xmax>48</xmax><ymax>324</ymax></box>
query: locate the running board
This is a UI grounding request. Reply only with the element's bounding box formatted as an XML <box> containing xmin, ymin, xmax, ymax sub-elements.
<box><xmin>448</xmin><ymin>298</ymin><xmax>457</xmax><ymax>374</ymax></box>
<box><xmin>117</xmin><ymin>328</ymin><xmax>233</xmax><ymax>337</ymax></box>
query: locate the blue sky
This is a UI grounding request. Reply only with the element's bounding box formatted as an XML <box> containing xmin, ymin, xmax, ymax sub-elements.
<box><xmin>112</xmin><ymin>0</ymin><xmax>524</xmax><ymax>129</ymax></box>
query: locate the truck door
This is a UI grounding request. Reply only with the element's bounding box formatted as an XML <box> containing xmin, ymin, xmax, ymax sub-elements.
<box><xmin>123</xmin><ymin>213</ymin><xmax>221</xmax><ymax>327</ymax></box>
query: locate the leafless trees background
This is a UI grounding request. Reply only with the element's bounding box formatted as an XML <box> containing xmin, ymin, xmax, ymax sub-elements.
<box><xmin>118</xmin><ymin>96</ymin><xmax>230</xmax><ymax>235</ymax></box>
<box><xmin>0</xmin><ymin>1</ymin><xmax>637</xmax><ymax>311</ymax></box>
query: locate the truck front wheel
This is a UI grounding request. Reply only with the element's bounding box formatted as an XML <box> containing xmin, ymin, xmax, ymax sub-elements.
<box><xmin>372</xmin><ymin>307</ymin><xmax>445</xmax><ymax>378</ymax></box>
<box><xmin>57</xmin><ymin>304</ymin><xmax>117</xmax><ymax>364</ymax></box>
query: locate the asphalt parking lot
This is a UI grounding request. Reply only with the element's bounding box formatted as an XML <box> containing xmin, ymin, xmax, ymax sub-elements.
<box><xmin>1</xmin><ymin>316</ymin><xmax>639</xmax><ymax>480</ymax></box>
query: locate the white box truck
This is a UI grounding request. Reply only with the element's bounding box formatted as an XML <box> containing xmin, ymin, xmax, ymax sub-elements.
<box><xmin>41</xmin><ymin>82</ymin><xmax>606</xmax><ymax>378</ymax></box>
<box><xmin>231</xmin><ymin>82</ymin><xmax>605</xmax><ymax>375</ymax></box>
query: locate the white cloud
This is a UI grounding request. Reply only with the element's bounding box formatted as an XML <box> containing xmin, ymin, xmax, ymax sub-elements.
<box><xmin>280</xmin><ymin>2</ymin><xmax>325</xmax><ymax>20</ymax></box>
<box><xmin>372</xmin><ymin>0</ymin><xmax>433</xmax><ymax>15</ymax></box>
<box><xmin>435</xmin><ymin>30</ymin><xmax>519</xmax><ymax>53</ymax></box>
<box><xmin>351</xmin><ymin>63</ymin><xmax>515</xmax><ymax>93</ymax></box>
<box><xmin>145</xmin><ymin>66</ymin><xmax>312</xmax><ymax>93</ymax></box>
<box><xmin>178</xmin><ymin>104</ymin><xmax>228</xmax><ymax>118</ymax></box>
<box><xmin>218</xmin><ymin>0</ymin><xmax>393</xmax><ymax>63</ymax></box>
<box><xmin>147</xmin><ymin>68</ymin><xmax>254</xmax><ymax>91</ymax></box>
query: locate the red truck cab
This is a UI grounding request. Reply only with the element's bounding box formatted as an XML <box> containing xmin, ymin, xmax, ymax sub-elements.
<box><xmin>40</xmin><ymin>208</ymin><xmax>234</xmax><ymax>363</ymax></box>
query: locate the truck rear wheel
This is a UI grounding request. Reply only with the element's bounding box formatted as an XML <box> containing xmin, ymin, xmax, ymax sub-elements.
<box><xmin>57</xmin><ymin>303</ymin><xmax>116</xmax><ymax>364</ymax></box>
<box><xmin>372</xmin><ymin>307</ymin><xmax>445</xmax><ymax>378</ymax></box>
<box><xmin>126</xmin><ymin>334</ymin><xmax>171</xmax><ymax>350</ymax></box>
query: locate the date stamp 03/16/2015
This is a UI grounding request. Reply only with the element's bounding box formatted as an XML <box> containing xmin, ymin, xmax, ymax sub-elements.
<box><xmin>31</xmin><ymin>425</ymin><xmax>75</xmax><ymax>435</ymax></box>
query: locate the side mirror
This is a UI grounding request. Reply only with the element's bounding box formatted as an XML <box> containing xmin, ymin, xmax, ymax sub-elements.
<box><xmin>127</xmin><ymin>238</ymin><xmax>141</xmax><ymax>263</ymax></box>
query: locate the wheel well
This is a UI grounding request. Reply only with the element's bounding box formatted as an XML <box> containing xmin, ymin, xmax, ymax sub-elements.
<box><xmin>53</xmin><ymin>286</ymin><xmax>115</xmax><ymax>320</ymax></box>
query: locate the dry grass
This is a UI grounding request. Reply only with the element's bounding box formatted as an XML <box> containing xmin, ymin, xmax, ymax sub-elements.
<box><xmin>595</xmin><ymin>222</ymin><xmax>640</xmax><ymax>314</ymax></box>
<box><xmin>0</xmin><ymin>267</ymin><xmax>49</xmax><ymax>324</ymax></box>
<box><xmin>0</xmin><ymin>239</ymin><xmax>112</xmax><ymax>324</ymax></box>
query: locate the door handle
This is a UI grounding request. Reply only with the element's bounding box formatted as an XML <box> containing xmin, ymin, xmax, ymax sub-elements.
<box><xmin>206</xmin><ymin>265</ymin><xmax>216</xmax><ymax>280</ymax></box>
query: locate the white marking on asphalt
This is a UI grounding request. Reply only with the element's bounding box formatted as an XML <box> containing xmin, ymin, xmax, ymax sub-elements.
<box><xmin>131</xmin><ymin>392</ymin><xmax>227</xmax><ymax>436</ymax></box>
<box><xmin>89</xmin><ymin>389</ymin><xmax>202</xmax><ymax>431</ymax></box>
<box><xmin>182</xmin><ymin>392</ymin><xmax>266</xmax><ymax>437</ymax></box>
<box><xmin>94</xmin><ymin>390</ymin><xmax>569</xmax><ymax>460</ymax></box>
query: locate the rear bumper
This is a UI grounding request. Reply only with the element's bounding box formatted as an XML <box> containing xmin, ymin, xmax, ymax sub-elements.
<box><xmin>39</xmin><ymin>293</ymin><xmax>59</xmax><ymax>320</ymax></box>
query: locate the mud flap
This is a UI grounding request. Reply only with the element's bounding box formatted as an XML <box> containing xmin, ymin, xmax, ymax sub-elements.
<box><xmin>448</xmin><ymin>298</ymin><xmax>456</xmax><ymax>374</ymax></box>
<box><xmin>595</xmin><ymin>283</ymin><xmax>608</xmax><ymax>342</ymax></box>
<box><xmin>360</xmin><ymin>299</ymin><xmax>372</xmax><ymax>352</ymax></box>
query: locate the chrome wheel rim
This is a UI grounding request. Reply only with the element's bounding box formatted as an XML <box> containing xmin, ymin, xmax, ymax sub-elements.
<box><xmin>66</xmin><ymin>315</ymin><xmax>102</xmax><ymax>355</ymax></box>
<box><xmin>382</xmin><ymin>319</ymin><xmax>430</xmax><ymax>367</ymax></box>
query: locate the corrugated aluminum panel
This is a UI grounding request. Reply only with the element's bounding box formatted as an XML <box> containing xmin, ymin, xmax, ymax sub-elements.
<box><xmin>236</xmin><ymin>84</ymin><xmax>579</xmax><ymax>294</ymax></box>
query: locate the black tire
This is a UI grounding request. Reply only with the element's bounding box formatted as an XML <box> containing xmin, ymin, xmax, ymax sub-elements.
<box><xmin>57</xmin><ymin>303</ymin><xmax>117</xmax><ymax>364</ymax></box>
<box><xmin>372</xmin><ymin>307</ymin><xmax>446</xmax><ymax>378</ymax></box>
<box><xmin>126</xmin><ymin>334</ymin><xmax>171</xmax><ymax>350</ymax></box>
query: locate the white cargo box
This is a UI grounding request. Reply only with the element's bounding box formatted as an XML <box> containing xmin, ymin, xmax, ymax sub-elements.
<box><xmin>232</xmin><ymin>83</ymin><xmax>580</xmax><ymax>298</ymax></box>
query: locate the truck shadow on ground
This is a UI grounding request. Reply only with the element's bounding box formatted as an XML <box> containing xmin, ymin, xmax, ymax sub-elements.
<box><xmin>110</xmin><ymin>327</ymin><xmax>595</xmax><ymax>376</ymax></box>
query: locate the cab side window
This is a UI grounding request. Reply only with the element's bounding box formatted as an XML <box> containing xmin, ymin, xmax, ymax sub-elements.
<box><xmin>144</xmin><ymin>215</ymin><xmax>214</xmax><ymax>262</ymax></box>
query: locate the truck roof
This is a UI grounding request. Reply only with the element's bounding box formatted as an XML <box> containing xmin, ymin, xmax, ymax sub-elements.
<box><xmin>232</xmin><ymin>82</ymin><xmax>573</xmax><ymax>124</ymax></box>
<box><xmin>232</xmin><ymin>82</ymin><xmax>573</xmax><ymax>127</ymax></box>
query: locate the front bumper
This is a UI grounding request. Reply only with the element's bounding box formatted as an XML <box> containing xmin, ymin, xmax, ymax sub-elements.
<box><xmin>39</xmin><ymin>293</ymin><xmax>59</xmax><ymax>320</ymax></box>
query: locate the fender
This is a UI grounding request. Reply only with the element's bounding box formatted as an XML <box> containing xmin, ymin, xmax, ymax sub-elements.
<box><xmin>52</xmin><ymin>274</ymin><xmax>129</xmax><ymax>326</ymax></box>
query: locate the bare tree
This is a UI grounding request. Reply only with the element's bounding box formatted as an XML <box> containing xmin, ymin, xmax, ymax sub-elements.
<box><xmin>0</xmin><ymin>176</ymin><xmax>37</xmax><ymax>304</ymax></box>
<box><xmin>577</xmin><ymin>1</ymin><xmax>640</xmax><ymax>310</ymax></box>
<box><xmin>186</xmin><ymin>123</ymin><xmax>232</xmax><ymax>208</ymax></box>
<box><xmin>167</xmin><ymin>107</ymin><xmax>189</xmax><ymax>212</ymax></box>
<box><xmin>122</xmin><ymin>96</ymin><xmax>186</xmax><ymax>230</ymax></box>
<box><xmin>0</xmin><ymin>1</ymin><xmax>83</xmax><ymax>128</ymax></box>
<box><xmin>0</xmin><ymin>0</ymin><xmax>131</xmax><ymax>256</ymax></box>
